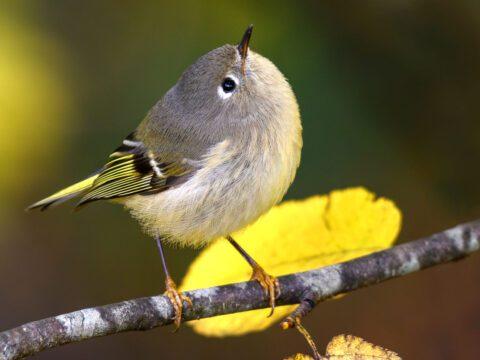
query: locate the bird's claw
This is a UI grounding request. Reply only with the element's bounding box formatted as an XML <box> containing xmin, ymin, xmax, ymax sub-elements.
<box><xmin>164</xmin><ymin>277</ymin><xmax>192</xmax><ymax>331</ymax></box>
<box><xmin>250</xmin><ymin>265</ymin><xmax>280</xmax><ymax>317</ymax></box>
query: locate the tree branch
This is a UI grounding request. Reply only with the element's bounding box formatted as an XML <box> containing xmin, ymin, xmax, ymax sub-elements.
<box><xmin>1</xmin><ymin>220</ymin><xmax>479</xmax><ymax>360</ymax></box>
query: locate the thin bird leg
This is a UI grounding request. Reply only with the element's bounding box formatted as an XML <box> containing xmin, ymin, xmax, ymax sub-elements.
<box><xmin>226</xmin><ymin>235</ymin><xmax>280</xmax><ymax>317</ymax></box>
<box><xmin>155</xmin><ymin>236</ymin><xmax>192</xmax><ymax>330</ymax></box>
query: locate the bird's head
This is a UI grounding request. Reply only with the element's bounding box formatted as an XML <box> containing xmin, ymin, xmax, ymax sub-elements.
<box><xmin>168</xmin><ymin>25</ymin><xmax>298</xmax><ymax>137</ymax></box>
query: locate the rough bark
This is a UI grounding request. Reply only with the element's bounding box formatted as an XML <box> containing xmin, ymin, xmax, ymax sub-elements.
<box><xmin>1</xmin><ymin>220</ymin><xmax>479</xmax><ymax>360</ymax></box>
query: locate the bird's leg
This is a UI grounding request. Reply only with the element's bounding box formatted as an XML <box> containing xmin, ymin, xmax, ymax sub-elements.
<box><xmin>226</xmin><ymin>235</ymin><xmax>280</xmax><ymax>317</ymax></box>
<box><xmin>155</xmin><ymin>236</ymin><xmax>192</xmax><ymax>330</ymax></box>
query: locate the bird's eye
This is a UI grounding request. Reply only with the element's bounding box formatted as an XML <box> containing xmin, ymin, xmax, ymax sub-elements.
<box><xmin>217</xmin><ymin>75</ymin><xmax>239</xmax><ymax>100</ymax></box>
<box><xmin>222</xmin><ymin>78</ymin><xmax>236</xmax><ymax>93</ymax></box>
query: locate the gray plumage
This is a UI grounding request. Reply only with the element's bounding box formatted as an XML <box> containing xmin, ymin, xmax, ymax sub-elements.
<box><xmin>29</xmin><ymin>36</ymin><xmax>303</xmax><ymax>248</ymax></box>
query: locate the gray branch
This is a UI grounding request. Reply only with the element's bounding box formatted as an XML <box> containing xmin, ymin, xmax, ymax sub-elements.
<box><xmin>1</xmin><ymin>220</ymin><xmax>479</xmax><ymax>360</ymax></box>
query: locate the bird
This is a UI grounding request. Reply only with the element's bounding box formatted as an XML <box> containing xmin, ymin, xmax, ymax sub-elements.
<box><xmin>28</xmin><ymin>25</ymin><xmax>302</xmax><ymax>329</ymax></box>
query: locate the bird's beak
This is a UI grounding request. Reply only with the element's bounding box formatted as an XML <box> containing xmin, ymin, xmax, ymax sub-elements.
<box><xmin>238</xmin><ymin>25</ymin><xmax>253</xmax><ymax>74</ymax></box>
<box><xmin>238</xmin><ymin>25</ymin><xmax>253</xmax><ymax>59</ymax></box>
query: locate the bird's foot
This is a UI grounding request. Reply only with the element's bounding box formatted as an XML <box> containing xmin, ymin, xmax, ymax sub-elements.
<box><xmin>250</xmin><ymin>264</ymin><xmax>280</xmax><ymax>317</ymax></box>
<box><xmin>164</xmin><ymin>276</ymin><xmax>192</xmax><ymax>331</ymax></box>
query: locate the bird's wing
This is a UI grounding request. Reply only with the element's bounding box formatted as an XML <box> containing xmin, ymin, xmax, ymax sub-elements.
<box><xmin>28</xmin><ymin>132</ymin><xmax>193</xmax><ymax>211</ymax></box>
<box><xmin>76</xmin><ymin>132</ymin><xmax>192</xmax><ymax>208</ymax></box>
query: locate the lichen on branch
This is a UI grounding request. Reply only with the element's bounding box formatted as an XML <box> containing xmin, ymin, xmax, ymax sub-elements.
<box><xmin>1</xmin><ymin>218</ymin><xmax>478</xmax><ymax>359</ymax></box>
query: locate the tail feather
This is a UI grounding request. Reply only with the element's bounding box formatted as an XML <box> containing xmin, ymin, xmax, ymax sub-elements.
<box><xmin>27</xmin><ymin>175</ymin><xmax>99</xmax><ymax>211</ymax></box>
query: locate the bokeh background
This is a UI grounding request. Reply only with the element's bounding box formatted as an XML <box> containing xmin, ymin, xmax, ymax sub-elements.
<box><xmin>1</xmin><ymin>1</ymin><xmax>480</xmax><ymax>358</ymax></box>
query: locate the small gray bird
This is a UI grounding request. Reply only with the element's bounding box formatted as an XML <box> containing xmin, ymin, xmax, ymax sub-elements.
<box><xmin>28</xmin><ymin>26</ymin><xmax>302</xmax><ymax>329</ymax></box>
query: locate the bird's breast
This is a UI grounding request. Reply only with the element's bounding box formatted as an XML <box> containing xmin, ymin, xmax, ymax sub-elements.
<box><xmin>126</xmin><ymin>112</ymin><xmax>302</xmax><ymax>248</ymax></box>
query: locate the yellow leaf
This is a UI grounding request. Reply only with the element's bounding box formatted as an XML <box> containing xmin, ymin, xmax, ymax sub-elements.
<box><xmin>180</xmin><ymin>187</ymin><xmax>401</xmax><ymax>337</ymax></box>
<box><xmin>285</xmin><ymin>334</ymin><xmax>401</xmax><ymax>360</ymax></box>
<box><xmin>325</xmin><ymin>334</ymin><xmax>401</xmax><ymax>359</ymax></box>
<box><xmin>283</xmin><ymin>354</ymin><xmax>314</xmax><ymax>360</ymax></box>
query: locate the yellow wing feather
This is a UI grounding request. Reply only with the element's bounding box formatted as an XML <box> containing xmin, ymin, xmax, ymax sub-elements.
<box><xmin>26</xmin><ymin>174</ymin><xmax>98</xmax><ymax>211</ymax></box>
<box><xmin>27</xmin><ymin>133</ymin><xmax>192</xmax><ymax>211</ymax></box>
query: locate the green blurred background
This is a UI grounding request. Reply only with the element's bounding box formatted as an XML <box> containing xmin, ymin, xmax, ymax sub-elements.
<box><xmin>1</xmin><ymin>1</ymin><xmax>480</xmax><ymax>358</ymax></box>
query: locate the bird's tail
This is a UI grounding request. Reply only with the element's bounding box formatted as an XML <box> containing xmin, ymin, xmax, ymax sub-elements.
<box><xmin>26</xmin><ymin>174</ymin><xmax>99</xmax><ymax>211</ymax></box>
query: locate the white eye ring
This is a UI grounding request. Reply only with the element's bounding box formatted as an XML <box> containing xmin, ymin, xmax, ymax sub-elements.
<box><xmin>217</xmin><ymin>74</ymin><xmax>239</xmax><ymax>100</ymax></box>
